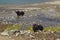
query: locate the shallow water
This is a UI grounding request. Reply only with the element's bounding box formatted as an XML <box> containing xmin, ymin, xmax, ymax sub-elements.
<box><xmin>0</xmin><ymin>8</ymin><xmax>60</xmax><ymax>27</ymax></box>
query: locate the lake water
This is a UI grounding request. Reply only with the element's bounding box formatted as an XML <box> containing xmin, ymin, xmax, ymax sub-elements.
<box><xmin>0</xmin><ymin>0</ymin><xmax>59</xmax><ymax>29</ymax></box>
<box><xmin>0</xmin><ymin>0</ymin><xmax>55</xmax><ymax>4</ymax></box>
<box><xmin>0</xmin><ymin>8</ymin><xmax>60</xmax><ymax>27</ymax></box>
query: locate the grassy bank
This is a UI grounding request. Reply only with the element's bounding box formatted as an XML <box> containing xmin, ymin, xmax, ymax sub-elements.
<box><xmin>0</xmin><ymin>23</ymin><xmax>60</xmax><ymax>32</ymax></box>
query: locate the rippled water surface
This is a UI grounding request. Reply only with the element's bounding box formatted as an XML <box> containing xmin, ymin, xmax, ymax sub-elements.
<box><xmin>0</xmin><ymin>8</ymin><xmax>60</xmax><ymax>27</ymax></box>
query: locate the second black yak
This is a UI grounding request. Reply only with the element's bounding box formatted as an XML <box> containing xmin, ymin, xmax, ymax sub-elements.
<box><xmin>33</xmin><ymin>24</ymin><xmax>44</xmax><ymax>32</ymax></box>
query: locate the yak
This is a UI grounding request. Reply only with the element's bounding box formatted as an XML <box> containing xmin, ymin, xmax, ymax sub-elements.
<box><xmin>33</xmin><ymin>24</ymin><xmax>44</xmax><ymax>32</ymax></box>
<box><xmin>15</xmin><ymin>11</ymin><xmax>25</xmax><ymax>17</ymax></box>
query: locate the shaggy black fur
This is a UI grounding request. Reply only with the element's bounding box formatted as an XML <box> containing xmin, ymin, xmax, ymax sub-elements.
<box><xmin>16</xmin><ymin>11</ymin><xmax>24</xmax><ymax>17</ymax></box>
<box><xmin>33</xmin><ymin>24</ymin><xmax>44</xmax><ymax>32</ymax></box>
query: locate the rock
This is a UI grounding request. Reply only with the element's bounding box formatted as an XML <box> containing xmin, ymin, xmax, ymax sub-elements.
<box><xmin>29</xmin><ymin>34</ymin><xmax>34</xmax><ymax>38</ymax></box>
<box><xmin>15</xmin><ymin>32</ymin><xmax>20</xmax><ymax>36</ymax></box>
<box><xmin>20</xmin><ymin>30</ymin><xmax>25</xmax><ymax>34</ymax></box>
<box><xmin>8</xmin><ymin>29</ymin><xmax>19</xmax><ymax>35</ymax></box>
<box><xmin>8</xmin><ymin>30</ymin><xmax>15</xmax><ymax>35</ymax></box>
<box><xmin>56</xmin><ymin>39</ymin><xmax>60</xmax><ymax>40</ymax></box>
<box><xmin>51</xmin><ymin>31</ymin><xmax>54</xmax><ymax>33</ymax></box>
<box><xmin>1</xmin><ymin>30</ymin><xmax>9</xmax><ymax>36</ymax></box>
<box><xmin>24</xmin><ymin>30</ymin><xmax>31</xmax><ymax>34</ymax></box>
<box><xmin>20</xmin><ymin>30</ymin><xmax>31</xmax><ymax>35</ymax></box>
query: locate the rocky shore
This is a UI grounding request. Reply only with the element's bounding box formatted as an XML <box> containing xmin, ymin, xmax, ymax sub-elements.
<box><xmin>0</xmin><ymin>31</ymin><xmax>60</xmax><ymax>40</ymax></box>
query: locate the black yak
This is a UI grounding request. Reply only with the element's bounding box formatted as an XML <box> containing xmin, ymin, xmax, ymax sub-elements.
<box><xmin>33</xmin><ymin>24</ymin><xmax>44</xmax><ymax>32</ymax></box>
<box><xmin>15</xmin><ymin>11</ymin><xmax>25</xmax><ymax>18</ymax></box>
